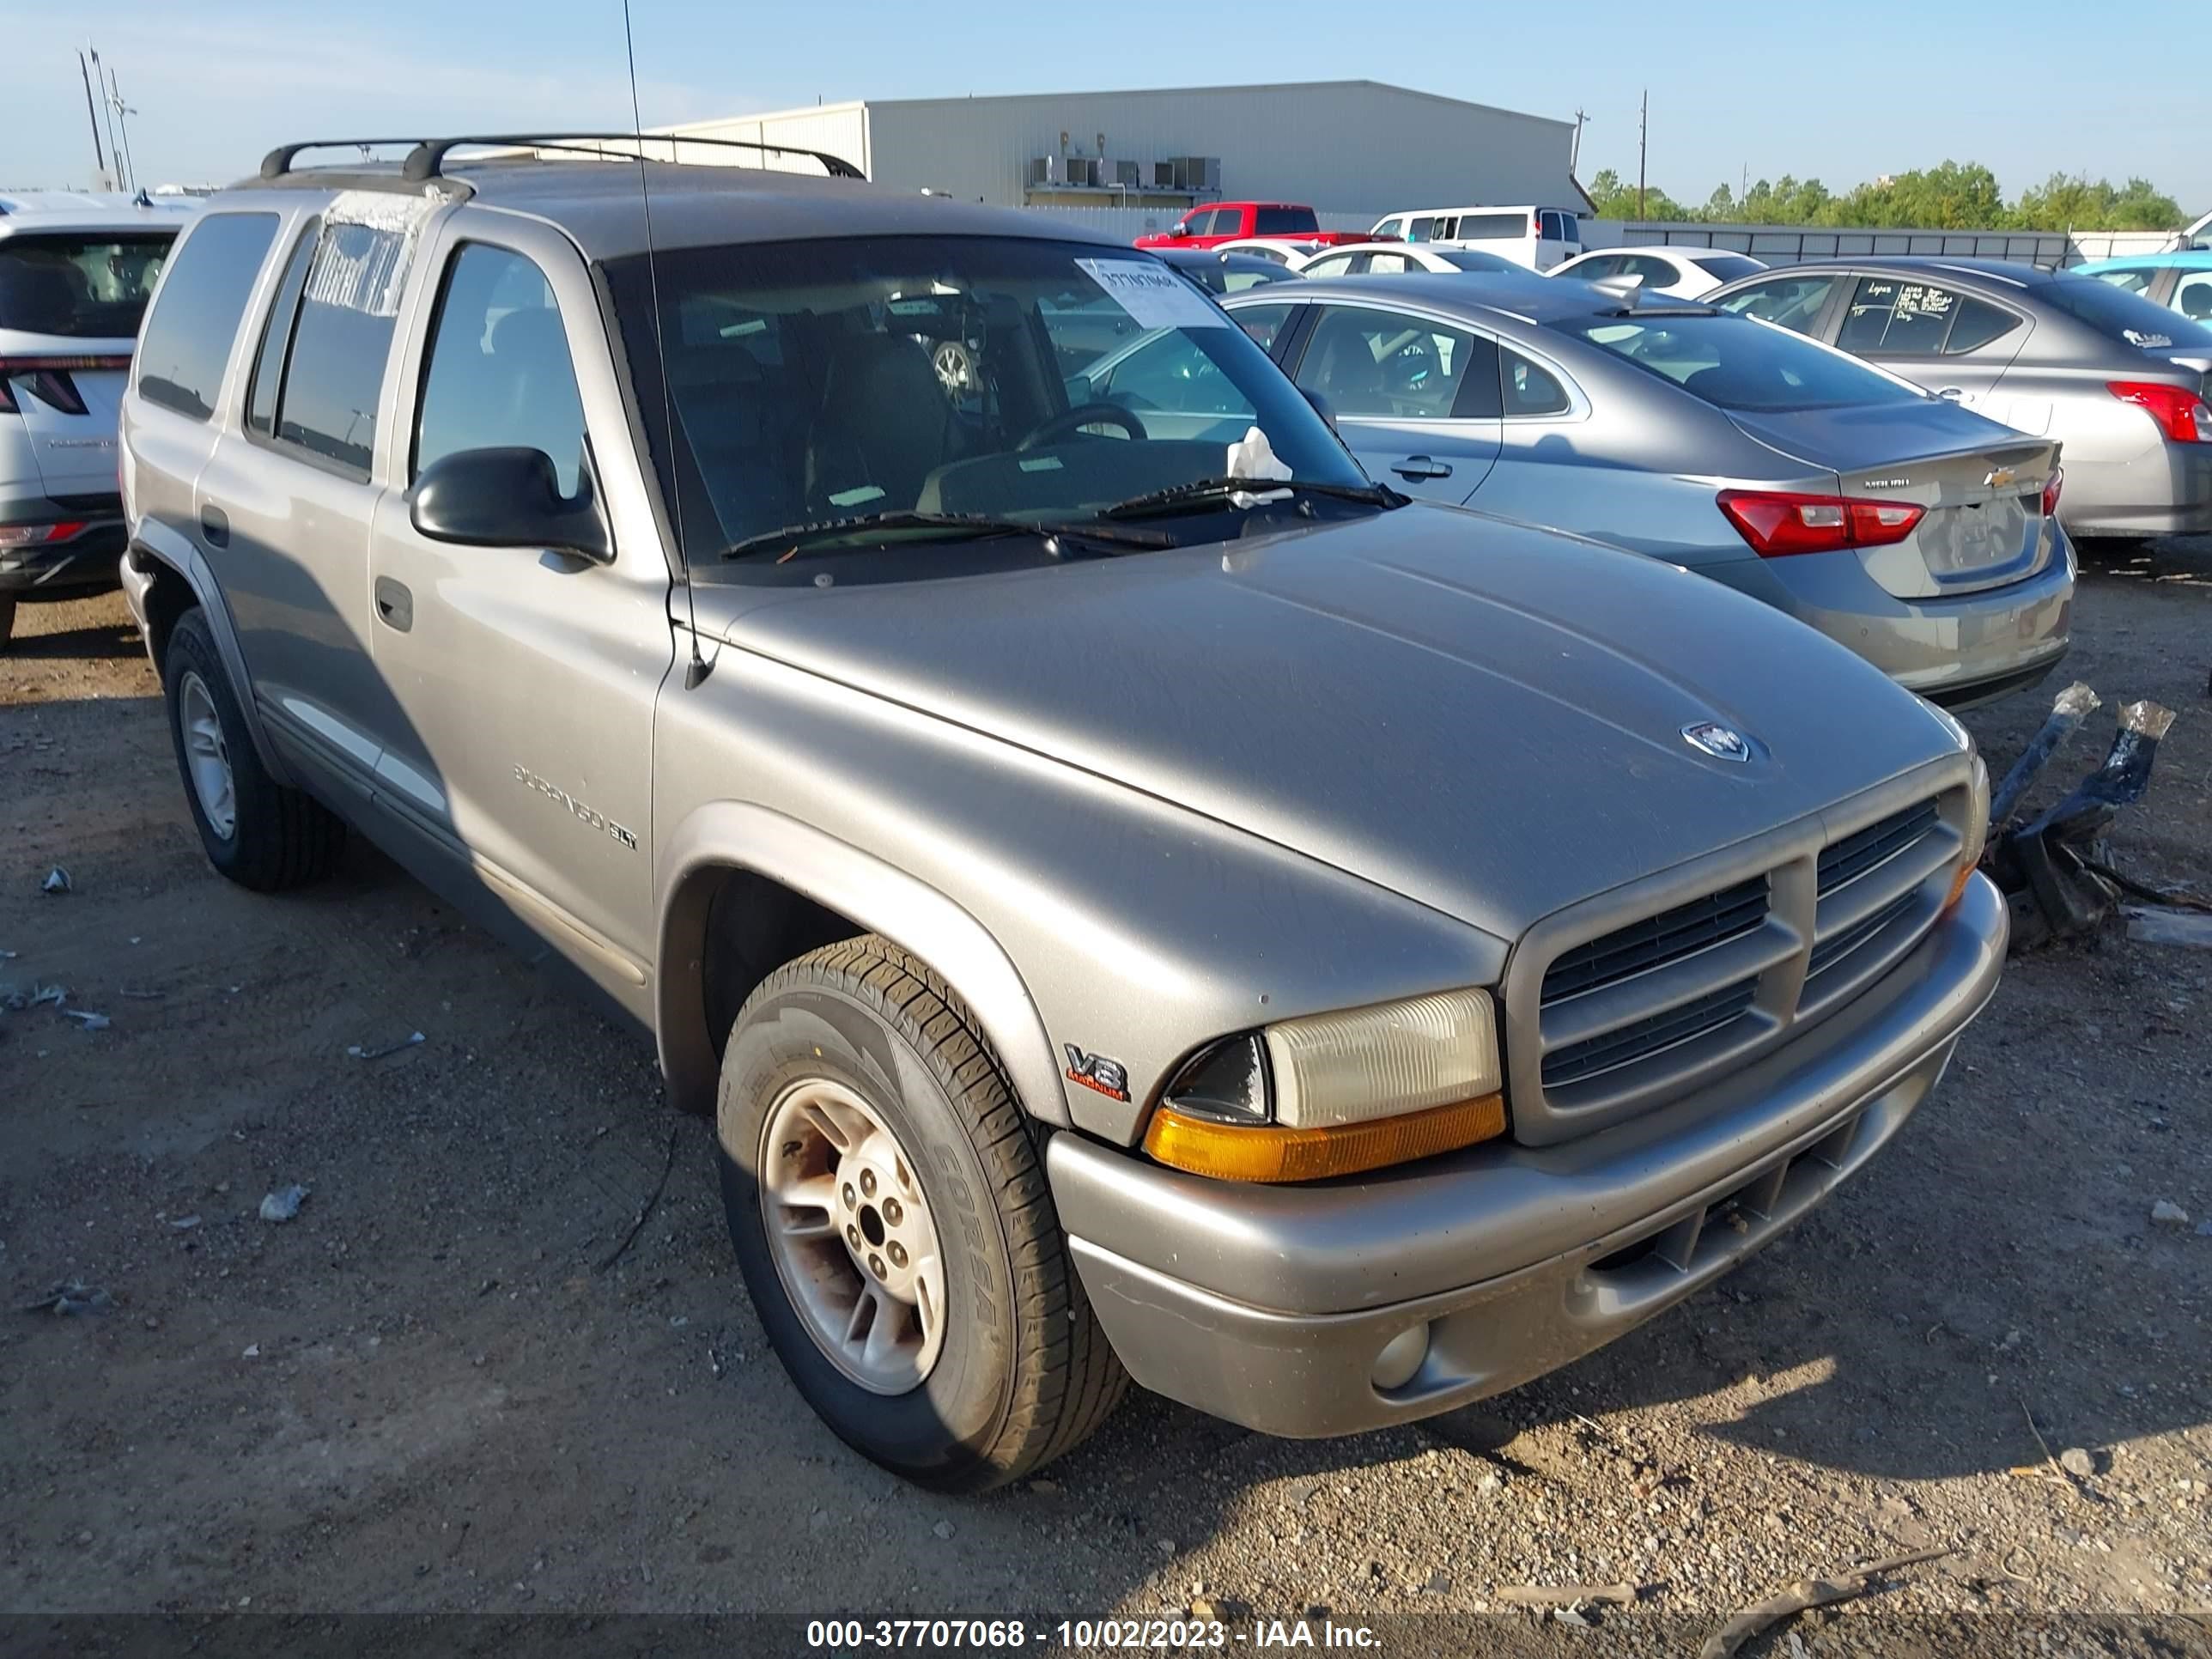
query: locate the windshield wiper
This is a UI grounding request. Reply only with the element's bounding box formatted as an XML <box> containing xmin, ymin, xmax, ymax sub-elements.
<box><xmin>720</xmin><ymin>509</ymin><xmax>1173</xmax><ymax>561</ymax></box>
<box><xmin>1097</xmin><ymin>477</ymin><xmax>1407</xmax><ymax>520</ymax></box>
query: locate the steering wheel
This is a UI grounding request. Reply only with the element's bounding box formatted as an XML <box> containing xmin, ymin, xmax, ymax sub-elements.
<box><xmin>1017</xmin><ymin>402</ymin><xmax>1146</xmax><ymax>451</ymax></box>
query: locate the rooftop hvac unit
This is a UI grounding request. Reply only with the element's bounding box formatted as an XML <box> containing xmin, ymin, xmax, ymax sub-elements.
<box><xmin>1027</xmin><ymin>155</ymin><xmax>1064</xmax><ymax>186</ymax></box>
<box><xmin>1065</xmin><ymin>156</ymin><xmax>1097</xmax><ymax>187</ymax></box>
<box><xmin>1110</xmin><ymin>159</ymin><xmax>1141</xmax><ymax>188</ymax></box>
<box><xmin>1167</xmin><ymin>156</ymin><xmax>1222</xmax><ymax>193</ymax></box>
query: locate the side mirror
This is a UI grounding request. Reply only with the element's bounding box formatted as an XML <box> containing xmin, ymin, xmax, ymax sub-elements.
<box><xmin>1301</xmin><ymin>386</ymin><xmax>1339</xmax><ymax>433</ymax></box>
<box><xmin>409</xmin><ymin>447</ymin><xmax>611</xmax><ymax>563</ymax></box>
<box><xmin>1169</xmin><ymin>223</ymin><xmax>1191</xmax><ymax>238</ymax></box>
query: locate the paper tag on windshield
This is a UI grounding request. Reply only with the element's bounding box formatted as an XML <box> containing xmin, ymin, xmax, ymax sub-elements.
<box><xmin>1076</xmin><ymin>258</ymin><xmax>1230</xmax><ymax>329</ymax></box>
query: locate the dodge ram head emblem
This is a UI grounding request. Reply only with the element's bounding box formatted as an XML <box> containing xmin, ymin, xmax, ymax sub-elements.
<box><xmin>1680</xmin><ymin>721</ymin><xmax>1753</xmax><ymax>763</ymax></box>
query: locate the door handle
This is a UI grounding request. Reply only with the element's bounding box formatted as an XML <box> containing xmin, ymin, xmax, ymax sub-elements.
<box><xmin>1390</xmin><ymin>455</ymin><xmax>1454</xmax><ymax>480</ymax></box>
<box><xmin>199</xmin><ymin>505</ymin><xmax>228</xmax><ymax>548</ymax></box>
<box><xmin>374</xmin><ymin>575</ymin><xmax>413</xmax><ymax>633</ymax></box>
<box><xmin>1934</xmin><ymin>386</ymin><xmax>1966</xmax><ymax>402</ymax></box>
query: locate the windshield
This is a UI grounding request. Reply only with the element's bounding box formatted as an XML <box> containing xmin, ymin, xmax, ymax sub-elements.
<box><xmin>606</xmin><ymin>236</ymin><xmax>1367</xmax><ymax>573</ymax></box>
<box><xmin>1553</xmin><ymin>313</ymin><xmax>1925</xmax><ymax>412</ymax></box>
<box><xmin>0</xmin><ymin>232</ymin><xmax>174</xmax><ymax>339</ymax></box>
<box><xmin>2036</xmin><ymin>274</ymin><xmax>2212</xmax><ymax>349</ymax></box>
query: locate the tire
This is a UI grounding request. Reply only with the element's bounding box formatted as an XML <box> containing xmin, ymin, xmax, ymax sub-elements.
<box><xmin>0</xmin><ymin>595</ymin><xmax>16</xmax><ymax>650</ymax></box>
<box><xmin>717</xmin><ymin>935</ymin><xmax>1127</xmax><ymax>1491</ymax></box>
<box><xmin>161</xmin><ymin>606</ymin><xmax>346</xmax><ymax>891</ymax></box>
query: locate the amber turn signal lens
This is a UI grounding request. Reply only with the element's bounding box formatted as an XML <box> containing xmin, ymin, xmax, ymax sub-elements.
<box><xmin>1943</xmin><ymin>861</ymin><xmax>1977</xmax><ymax>913</ymax></box>
<box><xmin>1142</xmin><ymin>1094</ymin><xmax>1508</xmax><ymax>1183</ymax></box>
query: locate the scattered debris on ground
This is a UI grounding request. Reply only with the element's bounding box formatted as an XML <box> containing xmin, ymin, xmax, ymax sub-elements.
<box><xmin>258</xmin><ymin>1184</ymin><xmax>310</xmax><ymax>1223</ymax></box>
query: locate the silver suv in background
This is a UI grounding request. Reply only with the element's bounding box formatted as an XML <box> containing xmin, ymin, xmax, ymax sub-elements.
<box><xmin>121</xmin><ymin>137</ymin><xmax>2005</xmax><ymax>1491</ymax></box>
<box><xmin>1</xmin><ymin>191</ymin><xmax>191</xmax><ymax>647</ymax></box>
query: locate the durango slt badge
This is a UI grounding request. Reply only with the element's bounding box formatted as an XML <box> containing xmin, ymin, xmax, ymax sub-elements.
<box><xmin>1680</xmin><ymin>720</ymin><xmax>1754</xmax><ymax>763</ymax></box>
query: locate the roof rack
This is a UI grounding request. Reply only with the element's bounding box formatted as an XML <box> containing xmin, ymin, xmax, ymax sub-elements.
<box><xmin>258</xmin><ymin>132</ymin><xmax>864</xmax><ymax>185</ymax></box>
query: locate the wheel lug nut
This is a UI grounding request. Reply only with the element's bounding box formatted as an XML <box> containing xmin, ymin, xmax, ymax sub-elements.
<box><xmin>883</xmin><ymin>1198</ymin><xmax>904</xmax><ymax>1226</ymax></box>
<box><xmin>846</xmin><ymin>1224</ymin><xmax>861</xmax><ymax>1249</ymax></box>
<box><xmin>842</xmin><ymin>1182</ymin><xmax>857</xmax><ymax>1210</ymax></box>
<box><xmin>867</xmin><ymin>1253</ymin><xmax>886</xmax><ymax>1279</ymax></box>
<box><xmin>888</xmin><ymin>1241</ymin><xmax>908</xmax><ymax>1268</ymax></box>
<box><xmin>860</xmin><ymin>1169</ymin><xmax>878</xmax><ymax>1198</ymax></box>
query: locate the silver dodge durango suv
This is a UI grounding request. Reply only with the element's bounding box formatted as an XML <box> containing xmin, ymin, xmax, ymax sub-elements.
<box><xmin>119</xmin><ymin>137</ymin><xmax>2007</xmax><ymax>1490</ymax></box>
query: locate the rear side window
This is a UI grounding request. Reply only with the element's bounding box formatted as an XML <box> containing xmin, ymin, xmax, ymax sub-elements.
<box><xmin>1301</xmin><ymin>252</ymin><xmax>1359</xmax><ymax>278</ymax></box>
<box><xmin>276</xmin><ymin>222</ymin><xmax>408</xmax><ymax>473</ymax></box>
<box><xmin>1942</xmin><ymin>297</ymin><xmax>2023</xmax><ymax>355</ymax></box>
<box><xmin>1255</xmin><ymin>206</ymin><xmax>1318</xmax><ymax>235</ymax></box>
<box><xmin>246</xmin><ymin>221</ymin><xmax>319</xmax><ymax>437</ymax></box>
<box><xmin>136</xmin><ymin>212</ymin><xmax>278</xmax><ymax>420</ymax></box>
<box><xmin>2037</xmin><ymin>274</ymin><xmax>2212</xmax><ymax>347</ymax></box>
<box><xmin>2175</xmin><ymin>272</ymin><xmax>2212</xmax><ymax>324</ymax></box>
<box><xmin>415</xmin><ymin>244</ymin><xmax>588</xmax><ymax>495</ymax></box>
<box><xmin>1455</xmin><ymin>214</ymin><xmax>1528</xmax><ymax>243</ymax></box>
<box><xmin>0</xmin><ymin>231</ymin><xmax>173</xmax><ymax>339</ymax></box>
<box><xmin>1501</xmin><ymin>347</ymin><xmax>1571</xmax><ymax>416</ymax></box>
<box><xmin>1837</xmin><ymin>277</ymin><xmax>1961</xmax><ymax>354</ymax></box>
<box><xmin>1714</xmin><ymin>273</ymin><xmax>1837</xmax><ymax>335</ymax></box>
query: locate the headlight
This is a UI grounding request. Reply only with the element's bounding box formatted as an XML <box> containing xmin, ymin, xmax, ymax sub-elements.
<box><xmin>1946</xmin><ymin>752</ymin><xmax>1990</xmax><ymax>912</ymax></box>
<box><xmin>1142</xmin><ymin>989</ymin><xmax>1507</xmax><ymax>1183</ymax></box>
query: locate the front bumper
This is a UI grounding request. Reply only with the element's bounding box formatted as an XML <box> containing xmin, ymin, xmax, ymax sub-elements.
<box><xmin>1048</xmin><ymin>872</ymin><xmax>2008</xmax><ymax>1438</ymax></box>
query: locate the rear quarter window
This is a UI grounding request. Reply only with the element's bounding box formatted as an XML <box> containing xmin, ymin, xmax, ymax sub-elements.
<box><xmin>135</xmin><ymin>212</ymin><xmax>280</xmax><ymax>420</ymax></box>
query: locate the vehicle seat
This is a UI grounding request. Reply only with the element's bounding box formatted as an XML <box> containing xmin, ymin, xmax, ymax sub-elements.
<box><xmin>670</xmin><ymin>346</ymin><xmax>795</xmax><ymax>544</ymax></box>
<box><xmin>1309</xmin><ymin>325</ymin><xmax>1388</xmax><ymax>416</ymax></box>
<box><xmin>487</xmin><ymin>307</ymin><xmax>590</xmax><ymax>490</ymax></box>
<box><xmin>805</xmin><ymin>334</ymin><xmax>958</xmax><ymax>512</ymax></box>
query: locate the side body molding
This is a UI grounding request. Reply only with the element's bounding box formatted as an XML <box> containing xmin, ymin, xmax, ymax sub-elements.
<box><xmin>126</xmin><ymin>524</ymin><xmax>297</xmax><ymax>789</ymax></box>
<box><xmin>655</xmin><ymin>800</ymin><xmax>1070</xmax><ymax>1128</ymax></box>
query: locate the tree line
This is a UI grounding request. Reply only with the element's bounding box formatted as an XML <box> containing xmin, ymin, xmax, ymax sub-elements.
<box><xmin>1583</xmin><ymin>161</ymin><xmax>2185</xmax><ymax>232</ymax></box>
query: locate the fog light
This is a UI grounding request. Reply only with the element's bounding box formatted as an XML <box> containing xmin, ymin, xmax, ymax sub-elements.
<box><xmin>1370</xmin><ymin>1324</ymin><xmax>1430</xmax><ymax>1391</ymax></box>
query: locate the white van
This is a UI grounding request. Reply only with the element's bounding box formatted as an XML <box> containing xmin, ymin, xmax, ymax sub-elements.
<box><xmin>1368</xmin><ymin>205</ymin><xmax>1585</xmax><ymax>271</ymax></box>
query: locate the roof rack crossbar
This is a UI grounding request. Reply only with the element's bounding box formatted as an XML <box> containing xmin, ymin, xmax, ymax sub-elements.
<box><xmin>259</xmin><ymin>139</ymin><xmax>455</xmax><ymax>180</ymax></box>
<box><xmin>396</xmin><ymin>132</ymin><xmax>864</xmax><ymax>182</ymax></box>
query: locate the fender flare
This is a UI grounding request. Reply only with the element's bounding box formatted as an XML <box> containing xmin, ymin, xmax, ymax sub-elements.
<box><xmin>127</xmin><ymin>522</ymin><xmax>296</xmax><ymax>789</ymax></box>
<box><xmin>655</xmin><ymin>800</ymin><xmax>1071</xmax><ymax>1129</ymax></box>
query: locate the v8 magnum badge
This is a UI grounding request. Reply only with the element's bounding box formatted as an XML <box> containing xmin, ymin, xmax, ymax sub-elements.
<box><xmin>1063</xmin><ymin>1044</ymin><xmax>1130</xmax><ymax>1101</ymax></box>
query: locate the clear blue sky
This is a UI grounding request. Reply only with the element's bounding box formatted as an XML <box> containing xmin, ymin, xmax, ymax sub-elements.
<box><xmin>8</xmin><ymin>0</ymin><xmax>2208</xmax><ymax>213</ymax></box>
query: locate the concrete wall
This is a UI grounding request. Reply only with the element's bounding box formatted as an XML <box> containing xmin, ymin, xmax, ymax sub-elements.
<box><xmin>672</xmin><ymin>82</ymin><xmax>1578</xmax><ymax>219</ymax></box>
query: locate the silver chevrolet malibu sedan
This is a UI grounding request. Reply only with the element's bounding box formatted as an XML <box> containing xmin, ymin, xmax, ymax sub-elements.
<box><xmin>1217</xmin><ymin>275</ymin><xmax>2073</xmax><ymax>707</ymax></box>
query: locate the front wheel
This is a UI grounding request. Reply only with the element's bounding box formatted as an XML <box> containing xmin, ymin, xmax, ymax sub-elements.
<box><xmin>717</xmin><ymin>936</ymin><xmax>1126</xmax><ymax>1491</ymax></box>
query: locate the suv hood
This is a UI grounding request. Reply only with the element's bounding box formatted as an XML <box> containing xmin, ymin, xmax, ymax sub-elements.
<box><xmin>706</xmin><ymin>507</ymin><xmax>1960</xmax><ymax>939</ymax></box>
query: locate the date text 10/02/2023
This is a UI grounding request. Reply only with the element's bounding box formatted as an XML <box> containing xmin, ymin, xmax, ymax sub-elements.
<box><xmin>805</xmin><ymin>1618</ymin><xmax>1383</xmax><ymax>1650</ymax></box>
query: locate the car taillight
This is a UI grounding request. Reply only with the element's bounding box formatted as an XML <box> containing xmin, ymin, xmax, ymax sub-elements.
<box><xmin>1717</xmin><ymin>489</ymin><xmax>1927</xmax><ymax>556</ymax></box>
<box><xmin>0</xmin><ymin>354</ymin><xmax>124</xmax><ymax>418</ymax></box>
<box><xmin>2108</xmin><ymin>380</ymin><xmax>2212</xmax><ymax>443</ymax></box>
<box><xmin>0</xmin><ymin>521</ymin><xmax>88</xmax><ymax>548</ymax></box>
<box><xmin>2040</xmin><ymin>468</ymin><xmax>2063</xmax><ymax>518</ymax></box>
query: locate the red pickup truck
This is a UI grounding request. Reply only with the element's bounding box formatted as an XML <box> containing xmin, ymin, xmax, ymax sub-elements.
<box><xmin>1133</xmin><ymin>203</ymin><xmax>1372</xmax><ymax>250</ymax></box>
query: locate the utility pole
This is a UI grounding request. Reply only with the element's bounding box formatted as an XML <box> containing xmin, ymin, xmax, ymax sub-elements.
<box><xmin>1636</xmin><ymin>88</ymin><xmax>1648</xmax><ymax>220</ymax></box>
<box><xmin>77</xmin><ymin>50</ymin><xmax>109</xmax><ymax>188</ymax></box>
<box><xmin>89</xmin><ymin>47</ymin><xmax>124</xmax><ymax>192</ymax></box>
<box><xmin>1570</xmin><ymin>108</ymin><xmax>1589</xmax><ymax>176</ymax></box>
<box><xmin>106</xmin><ymin>64</ymin><xmax>138</xmax><ymax>194</ymax></box>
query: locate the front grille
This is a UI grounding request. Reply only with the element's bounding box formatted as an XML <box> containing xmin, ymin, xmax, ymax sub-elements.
<box><xmin>1807</xmin><ymin>892</ymin><xmax>1915</xmax><ymax>980</ymax></box>
<box><xmin>1819</xmin><ymin>801</ymin><xmax>1940</xmax><ymax>895</ymax></box>
<box><xmin>1541</xmin><ymin>876</ymin><xmax>1768</xmax><ymax>1003</ymax></box>
<box><xmin>1542</xmin><ymin>978</ymin><xmax>1758</xmax><ymax>1088</ymax></box>
<box><xmin>1515</xmin><ymin>789</ymin><xmax>1960</xmax><ymax>1137</ymax></box>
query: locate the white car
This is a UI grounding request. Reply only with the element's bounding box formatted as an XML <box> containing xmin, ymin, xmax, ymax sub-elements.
<box><xmin>1214</xmin><ymin>237</ymin><xmax>1323</xmax><ymax>266</ymax></box>
<box><xmin>1368</xmin><ymin>206</ymin><xmax>1585</xmax><ymax>270</ymax></box>
<box><xmin>2</xmin><ymin>191</ymin><xmax>194</xmax><ymax>647</ymax></box>
<box><xmin>1548</xmin><ymin>246</ymin><xmax>1768</xmax><ymax>300</ymax></box>
<box><xmin>1292</xmin><ymin>242</ymin><xmax>1524</xmax><ymax>278</ymax></box>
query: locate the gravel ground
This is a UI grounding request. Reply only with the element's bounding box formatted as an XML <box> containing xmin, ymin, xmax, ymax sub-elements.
<box><xmin>3</xmin><ymin>544</ymin><xmax>2209</xmax><ymax>1657</ymax></box>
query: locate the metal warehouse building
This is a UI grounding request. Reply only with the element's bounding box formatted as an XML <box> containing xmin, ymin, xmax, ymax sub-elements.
<box><xmin>656</xmin><ymin>81</ymin><xmax>1583</xmax><ymax>231</ymax></box>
